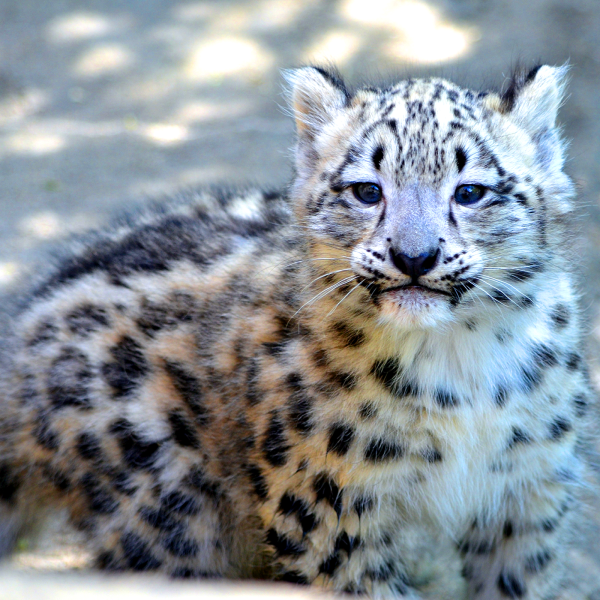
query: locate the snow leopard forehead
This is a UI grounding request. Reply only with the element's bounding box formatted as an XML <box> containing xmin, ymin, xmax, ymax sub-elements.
<box><xmin>328</xmin><ymin>77</ymin><xmax>496</xmax><ymax>188</ymax></box>
<box><xmin>287</xmin><ymin>65</ymin><xmax>571</xmax><ymax>201</ymax></box>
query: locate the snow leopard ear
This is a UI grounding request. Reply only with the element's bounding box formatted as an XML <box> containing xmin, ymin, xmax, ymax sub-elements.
<box><xmin>283</xmin><ymin>66</ymin><xmax>350</xmax><ymax>140</ymax></box>
<box><xmin>497</xmin><ymin>65</ymin><xmax>574</xmax><ymax>206</ymax></box>
<box><xmin>498</xmin><ymin>65</ymin><xmax>571</xmax><ymax>181</ymax></box>
<box><xmin>500</xmin><ymin>64</ymin><xmax>569</xmax><ymax>135</ymax></box>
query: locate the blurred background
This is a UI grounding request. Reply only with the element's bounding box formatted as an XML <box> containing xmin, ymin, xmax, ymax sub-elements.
<box><xmin>0</xmin><ymin>0</ymin><xmax>599</xmax><ymax>596</ymax></box>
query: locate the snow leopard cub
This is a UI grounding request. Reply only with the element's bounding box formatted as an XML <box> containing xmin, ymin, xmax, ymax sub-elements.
<box><xmin>0</xmin><ymin>64</ymin><xmax>592</xmax><ymax>599</ymax></box>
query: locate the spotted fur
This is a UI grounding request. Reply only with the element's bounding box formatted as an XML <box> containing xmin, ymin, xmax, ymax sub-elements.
<box><xmin>0</xmin><ymin>65</ymin><xmax>592</xmax><ymax>599</ymax></box>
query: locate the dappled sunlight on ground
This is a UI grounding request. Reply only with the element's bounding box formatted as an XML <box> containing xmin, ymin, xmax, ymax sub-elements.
<box><xmin>172</xmin><ymin>3</ymin><xmax>219</xmax><ymax>22</ymax></box>
<box><xmin>185</xmin><ymin>36</ymin><xmax>274</xmax><ymax>81</ymax></box>
<box><xmin>0</xmin><ymin>262</ymin><xmax>19</xmax><ymax>286</ymax></box>
<box><xmin>342</xmin><ymin>0</ymin><xmax>477</xmax><ymax>63</ymax></box>
<box><xmin>173</xmin><ymin>100</ymin><xmax>251</xmax><ymax>124</ymax></box>
<box><xmin>143</xmin><ymin>122</ymin><xmax>189</xmax><ymax>145</ymax></box>
<box><xmin>303</xmin><ymin>30</ymin><xmax>362</xmax><ymax>66</ymax></box>
<box><xmin>46</xmin><ymin>11</ymin><xmax>129</xmax><ymax>43</ymax></box>
<box><xmin>0</xmin><ymin>88</ymin><xmax>49</xmax><ymax>126</ymax></box>
<box><xmin>0</xmin><ymin>0</ymin><xmax>481</xmax><ymax>177</ymax></box>
<box><xmin>5</xmin><ymin>131</ymin><xmax>65</xmax><ymax>156</ymax></box>
<box><xmin>19</xmin><ymin>210</ymin><xmax>62</xmax><ymax>239</ymax></box>
<box><xmin>0</xmin><ymin>0</ymin><xmax>481</xmax><ymax>169</ymax></box>
<box><xmin>74</xmin><ymin>44</ymin><xmax>135</xmax><ymax>78</ymax></box>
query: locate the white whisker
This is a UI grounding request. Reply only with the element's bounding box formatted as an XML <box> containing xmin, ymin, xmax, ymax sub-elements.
<box><xmin>324</xmin><ymin>279</ymin><xmax>365</xmax><ymax>319</ymax></box>
<box><xmin>301</xmin><ymin>268</ymin><xmax>354</xmax><ymax>292</ymax></box>
<box><xmin>478</xmin><ymin>276</ymin><xmax>530</xmax><ymax>309</ymax></box>
<box><xmin>292</xmin><ymin>275</ymin><xmax>359</xmax><ymax>319</ymax></box>
<box><xmin>258</xmin><ymin>256</ymin><xmax>351</xmax><ymax>276</ymax></box>
<box><xmin>479</xmin><ymin>274</ymin><xmax>532</xmax><ymax>301</ymax></box>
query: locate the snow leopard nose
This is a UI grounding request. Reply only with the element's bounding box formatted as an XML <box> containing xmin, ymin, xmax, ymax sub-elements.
<box><xmin>389</xmin><ymin>247</ymin><xmax>440</xmax><ymax>281</ymax></box>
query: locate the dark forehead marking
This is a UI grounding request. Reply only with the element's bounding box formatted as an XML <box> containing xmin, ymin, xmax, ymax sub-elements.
<box><xmin>405</xmin><ymin>99</ymin><xmax>425</xmax><ymax>118</ymax></box>
<box><xmin>460</xmin><ymin>103</ymin><xmax>477</xmax><ymax>120</ymax></box>
<box><xmin>359</xmin><ymin>115</ymin><xmax>399</xmax><ymax>146</ymax></box>
<box><xmin>447</xmin><ymin>89</ymin><xmax>459</xmax><ymax>102</ymax></box>
<box><xmin>380</xmin><ymin>102</ymin><xmax>395</xmax><ymax>119</ymax></box>
<box><xmin>372</xmin><ymin>146</ymin><xmax>384</xmax><ymax>171</ymax></box>
<box><xmin>440</xmin><ymin>128</ymin><xmax>507</xmax><ymax>179</ymax></box>
<box><xmin>455</xmin><ymin>147</ymin><xmax>467</xmax><ymax>173</ymax></box>
<box><xmin>466</xmin><ymin>131</ymin><xmax>506</xmax><ymax>176</ymax></box>
<box><xmin>431</xmin><ymin>82</ymin><xmax>444</xmax><ymax>101</ymax></box>
<box><xmin>368</xmin><ymin>82</ymin><xmax>467</xmax><ymax>135</ymax></box>
<box><xmin>449</xmin><ymin>121</ymin><xmax>465</xmax><ymax>133</ymax></box>
<box><xmin>355</xmin><ymin>82</ymin><xmax>502</xmax><ymax>183</ymax></box>
<box><xmin>330</xmin><ymin>145</ymin><xmax>362</xmax><ymax>189</ymax></box>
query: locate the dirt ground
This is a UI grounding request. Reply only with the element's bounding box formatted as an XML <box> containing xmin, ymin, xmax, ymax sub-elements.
<box><xmin>0</xmin><ymin>0</ymin><xmax>600</xmax><ymax>597</ymax></box>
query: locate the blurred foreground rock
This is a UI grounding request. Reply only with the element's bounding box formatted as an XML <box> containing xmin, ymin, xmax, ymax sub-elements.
<box><xmin>0</xmin><ymin>569</ymin><xmax>334</xmax><ymax>600</ymax></box>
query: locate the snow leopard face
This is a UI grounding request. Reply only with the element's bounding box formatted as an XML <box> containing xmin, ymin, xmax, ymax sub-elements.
<box><xmin>287</xmin><ymin>66</ymin><xmax>574</xmax><ymax>330</ymax></box>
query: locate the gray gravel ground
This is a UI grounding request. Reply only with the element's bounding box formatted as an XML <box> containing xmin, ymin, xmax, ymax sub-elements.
<box><xmin>0</xmin><ymin>0</ymin><xmax>599</xmax><ymax>597</ymax></box>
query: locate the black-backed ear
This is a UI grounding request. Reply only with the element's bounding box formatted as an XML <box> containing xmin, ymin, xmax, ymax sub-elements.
<box><xmin>496</xmin><ymin>64</ymin><xmax>574</xmax><ymax>207</ymax></box>
<box><xmin>500</xmin><ymin>64</ymin><xmax>569</xmax><ymax>137</ymax></box>
<box><xmin>494</xmin><ymin>64</ymin><xmax>571</xmax><ymax>187</ymax></box>
<box><xmin>283</xmin><ymin>66</ymin><xmax>350</xmax><ymax>140</ymax></box>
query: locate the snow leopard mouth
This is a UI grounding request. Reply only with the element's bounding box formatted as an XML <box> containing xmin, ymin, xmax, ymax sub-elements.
<box><xmin>381</xmin><ymin>284</ymin><xmax>451</xmax><ymax>298</ymax></box>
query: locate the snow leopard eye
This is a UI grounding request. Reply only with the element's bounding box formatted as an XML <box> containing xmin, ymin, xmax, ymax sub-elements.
<box><xmin>352</xmin><ymin>183</ymin><xmax>382</xmax><ymax>205</ymax></box>
<box><xmin>454</xmin><ymin>184</ymin><xmax>486</xmax><ymax>205</ymax></box>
